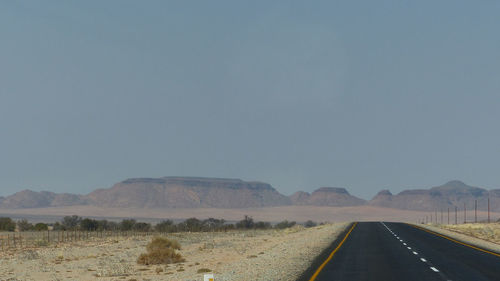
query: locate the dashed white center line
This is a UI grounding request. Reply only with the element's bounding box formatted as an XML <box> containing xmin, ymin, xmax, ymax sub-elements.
<box><xmin>381</xmin><ymin>222</ymin><xmax>449</xmax><ymax>278</ymax></box>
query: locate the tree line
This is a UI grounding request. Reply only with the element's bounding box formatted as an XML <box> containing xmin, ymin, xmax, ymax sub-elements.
<box><xmin>0</xmin><ymin>215</ymin><xmax>318</xmax><ymax>232</ymax></box>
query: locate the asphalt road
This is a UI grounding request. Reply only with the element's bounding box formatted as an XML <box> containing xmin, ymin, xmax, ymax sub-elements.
<box><xmin>307</xmin><ymin>222</ymin><xmax>500</xmax><ymax>281</ymax></box>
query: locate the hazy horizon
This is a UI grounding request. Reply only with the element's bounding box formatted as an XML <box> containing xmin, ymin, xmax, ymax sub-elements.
<box><xmin>1</xmin><ymin>1</ymin><xmax>500</xmax><ymax>199</ymax></box>
<box><xmin>0</xmin><ymin>176</ymin><xmax>494</xmax><ymax>201</ymax></box>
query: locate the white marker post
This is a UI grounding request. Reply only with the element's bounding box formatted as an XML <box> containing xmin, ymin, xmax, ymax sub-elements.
<box><xmin>204</xmin><ymin>274</ymin><xmax>214</xmax><ymax>281</ymax></box>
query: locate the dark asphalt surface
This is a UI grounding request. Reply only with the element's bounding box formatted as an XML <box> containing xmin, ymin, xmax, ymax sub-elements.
<box><xmin>310</xmin><ymin>222</ymin><xmax>500</xmax><ymax>281</ymax></box>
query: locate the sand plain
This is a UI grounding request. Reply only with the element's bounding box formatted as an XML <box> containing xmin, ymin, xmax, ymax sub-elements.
<box><xmin>0</xmin><ymin>223</ymin><xmax>348</xmax><ymax>281</ymax></box>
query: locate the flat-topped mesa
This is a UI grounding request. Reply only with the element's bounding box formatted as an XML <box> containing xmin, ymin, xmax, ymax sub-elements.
<box><xmin>87</xmin><ymin>176</ymin><xmax>290</xmax><ymax>208</ymax></box>
<box><xmin>4</xmin><ymin>178</ymin><xmax>500</xmax><ymax>212</ymax></box>
<box><xmin>314</xmin><ymin>187</ymin><xmax>349</xmax><ymax>194</ymax></box>
<box><xmin>121</xmin><ymin>177</ymin><xmax>274</xmax><ymax>191</ymax></box>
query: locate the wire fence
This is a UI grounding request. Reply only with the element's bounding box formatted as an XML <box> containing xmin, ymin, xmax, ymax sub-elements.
<box><xmin>0</xmin><ymin>230</ymin><xmax>159</xmax><ymax>251</ymax></box>
<box><xmin>419</xmin><ymin>198</ymin><xmax>497</xmax><ymax>225</ymax></box>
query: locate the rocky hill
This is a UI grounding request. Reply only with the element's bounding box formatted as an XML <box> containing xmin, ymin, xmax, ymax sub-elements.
<box><xmin>290</xmin><ymin>187</ymin><xmax>366</xmax><ymax>206</ymax></box>
<box><xmin>0</xmin><ymin>177</ymin><xmax>292</xmax><ymax>209</ymax></box>
<box><xmin>0</xmin><ymin>190</ymin><xmax>87</xmax><ymax>209</ymax></box>
<box><xmin>2</xmin><ymin>178</ymin><xmax>500</xmax><ymax>211</ymax></box>
<box><xmin>86</xmin><ymin>177</ymin><xmax>291</xmax><ymax>208</ymax></box>
<box><xmin>369</xmin><ymin>180</ymin><xmax>500</xmax><ymax>211</ymax></box>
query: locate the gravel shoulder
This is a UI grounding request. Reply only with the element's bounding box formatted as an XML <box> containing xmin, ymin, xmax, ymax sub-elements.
<box><xmin>0</xmin><ymin>223</ymin><xmax>349</xmax><ymax>281</ymax></box>
<box><xmin>415</xmin><ymin>223</ymin><xmax>500</xmax><ymax>254</ymax></box>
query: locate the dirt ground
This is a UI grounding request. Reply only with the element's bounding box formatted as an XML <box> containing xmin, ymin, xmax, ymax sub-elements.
<box><xmin>419</xmin><ymin>223</ymin><xmax>500</xmax><ymax>254</ymax></box>
<box><xmin>3</xmin><ymin>205</ymin><xmax>484</xmax><ymax>224</ymax></box>
<box><xmin>0</xmin><ymin>223</ymin><xmax>349</xmax><ymax>281</ymax></box>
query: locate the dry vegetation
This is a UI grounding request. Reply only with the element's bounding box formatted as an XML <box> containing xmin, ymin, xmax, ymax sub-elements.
<box><xmin>437</xmin><ymin>223</ymin><xmax>500</xmax><ymax>244</ymax></box>
<box><xmin>0</xmin><ymin>223</ymin><xmax>349</xmax><ymax>281</ymax></box>
<box><xmin>137</xmin><ymin>237</ymin><xmax>185</xmax><ymax>265</ymax></box>
<box><xmin>420</xmin><ymin>223</ymin><xmax>500</xmax><ymax>254</ymax></box>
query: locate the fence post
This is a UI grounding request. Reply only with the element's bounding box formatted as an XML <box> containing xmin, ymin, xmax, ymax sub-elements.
<box><xmin>464</xmin><ymin>202</ymin><xmax>466</xmax><ymax>224</ymax></box>
<box><xmin>488</xmin><ymin>197</ymin><xmax>491</xmax><ymax>223</ymax></box>
<box><xmin>474</xmin><ymin>200</ymin><xmax>477</xmax><ymax>223</ymax></box>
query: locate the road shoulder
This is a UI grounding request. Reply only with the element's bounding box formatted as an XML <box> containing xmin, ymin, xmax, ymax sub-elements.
<box><xmin>412</xmin><ymin>223</ymin><xmax>500</xmax><ymax>256</ymax></box>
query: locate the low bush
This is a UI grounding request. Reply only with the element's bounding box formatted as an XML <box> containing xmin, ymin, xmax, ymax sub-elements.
<box><xmin>18</xmin><ymin>219</ymin><xmax>34</xmax><ymax>231</ymax></box>
<box><xmin>146</xmin><ymin>236</ymin><xmax>181</xmax><ymax>252</ymax></box>
<box><xmin>275</xmin><ymin>220</ymin><xmax>296</xmax><ymax>229</ymax></box>
<box><xmin>304</xmin><ymin>220</ymin><xmax>317</xmax><ymax>228</ymax></box>
<box><xmin>34</xmin><ymin>223</ymin><xmax>49</xmax><ymax>231</ymax></box>
<box><xmin>137</xmin><ymin>237</ymin><xmax>185</xmax><ymax>265</ymax></box>
<box><xmin>197</xmin><ymin>268</ymin><xmax>212</xmax><ymax>273</ymax></box>
<box><xmin>0</xmin><ymin>217</ymin><xmax>16</xmax><ymax>231</ymax></box>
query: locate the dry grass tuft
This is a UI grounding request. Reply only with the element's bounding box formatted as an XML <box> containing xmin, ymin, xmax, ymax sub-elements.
<box><xmin>441</xmin><ymin>223</ymin><xmax>500</xmax><ymax>243</ymax></box>
<box><xmin>137</xmin><ymin>237</ymin><xmax>185</xmax><ymax>265</ymax></box>
<box><xmin>197</xmin><ymin>268</ymin><xmax>212</xmax><ymax>273</ymax></box>
<box><xmin>147</xmin><ymin>236</ymin><xmax>181</xmax><ymax>252</ymax></box>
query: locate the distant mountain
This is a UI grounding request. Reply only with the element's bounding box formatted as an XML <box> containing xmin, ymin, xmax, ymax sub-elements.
<box><xmin>86</xmin><ymin>177</ymin><xmax>291</xmax><ymax>208</ymax></box>
<box><xmin>0</xmin><ymin>190</ymin><xmax>87</xmax><ymax>209</ymax></box>
<box><xmin>290</xmin><ymin>187</ymin><xmax>366</xmax><ymax>206</ymax></box>
<box><xmin>1</xmin><ymin>178</ymin><xmax>500</xmax><ymax>212</ymax></box>
<box><xmin>369</xmin><ymin>180</ymin><xmax>500</xmax><ymax>211</ymax></box>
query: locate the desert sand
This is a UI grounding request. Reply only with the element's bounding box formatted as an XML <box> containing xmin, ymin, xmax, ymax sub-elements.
<box><xmin>3</xmin><ymin>205</ymin><xmax>493</xmax><ymax>224</ymax></box>
<box><xmin>0</xmin><ymin>223</ymin><xmax>348</xmax><ymax>281</ymax></box>
<box><xmin>420</xmin><ymin>223</ymin><xmax>500</xmax><ymax>254</ymax></box>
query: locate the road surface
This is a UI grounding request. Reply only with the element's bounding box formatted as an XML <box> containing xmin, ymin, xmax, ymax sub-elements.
<box><xmin>305</xmin><ymin>222</ymin><xmax>500</xmax><ymax>281</ymax></box>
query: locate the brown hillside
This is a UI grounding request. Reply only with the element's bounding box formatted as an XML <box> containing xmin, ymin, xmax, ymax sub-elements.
<box><xmin>369</xmin><ymin>181</ymin><xmax>500</xmax><ymax>211</ymax></box>
<box><xmin>86</xmin><ymin>177</ymin><xmax>291</xmax><ymax>208</ymax></box>
<box><xmin>290</xmin><ymin>187</ymin><xmax>365</xmax><ymax>206</ymax></box>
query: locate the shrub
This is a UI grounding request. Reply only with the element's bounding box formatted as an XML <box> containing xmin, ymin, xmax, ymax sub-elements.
<box><xmin>236</xmin><ymin>215</ymin><xmax>254</xmax><ymax>229</ymax></box>
<box><xmin>254</xmin><ymin>221</ymin><xmax>272</xmax><ymax>229</ymax></box>
<box><xmin>61</xmin><ymin>215</ymin><xmax>81</xmax><ymax>230</ymax></box>
<box><xmin>155</xmin><ymin>220</ymin><xmax>176</xmax><ymax>233</ymax></box>
<box><xmin>178</xmin><ymin>218</ymin><xmax>202</xmax><ymax>232</ymax></box>
<box><xmin>0</xmin><ymin>217</ymin><xmax>16</xmax><ymax>231</ymax></box>
<box><xmin>133</xmin><ymin>222</ymin><xmax>152</xmax><ymax>232</ymax></box>
<box><xmin>17</xmin><ymin>219</ymin><xmax>34</xmax><ymax>231</ymax></box>
<box><xmin>80</xmin><ymin>218</ymin><xmax>99</xmax><ymax>231</ymax></box>
<box><xmin>34</xmin><ymin>223</ymin><xmax>49</xmax><ymax>231</ymax></box>
<box><xmin>137</xmin><ymin>237</ymin><xmax>184</xmax><ymax>265</ymax></box>
<box><xmin>197</xmin><ymin>268</ymin><xmax>212</xmax><ymax>273</ymax></box>
<box><xmin>304</xmin><ymin>220</ymin><xmax>317</xmax><ymax>228</ymax></box>
<box><xmin>202</xmin><ymin>218</ymin><xmax>225</xmax><ymax>231</ymax></box>
<box><xmin>120</xmin><ymin>219</ymin><xmax>137</xmax><ymax>231</ymax></box>
<box><xmin>275</xmin><ymin>220</ymin><xmax>296</xmax><ymax>229</ymax></box>
<box><xmin>146</xmin><ymin>236</ymin><xmax>181</xmax><ymax>252</ymax></box>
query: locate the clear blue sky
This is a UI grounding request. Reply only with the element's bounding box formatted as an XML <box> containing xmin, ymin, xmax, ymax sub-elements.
<box><xmin>1</xmin><ymin>1</ymin><xmax>499</xmax><ymax>199</ymax></box>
